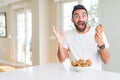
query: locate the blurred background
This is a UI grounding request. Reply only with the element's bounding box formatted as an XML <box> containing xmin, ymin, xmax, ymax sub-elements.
<box><xmin>0</xmin><ymin>0</ymin><xmax>120</xmax><ymax>73</ymax></box>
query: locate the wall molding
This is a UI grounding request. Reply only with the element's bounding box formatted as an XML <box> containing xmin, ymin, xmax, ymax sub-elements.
<box><xmin>10</xmin><ymin>0</ymin><xmax>31</xmax><ymax>10</ymax></box>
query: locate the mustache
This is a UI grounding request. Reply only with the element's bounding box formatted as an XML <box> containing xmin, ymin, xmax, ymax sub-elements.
<box><xmin>77</xmin><ymin>21</ymin><xmax>85</xmax><ymax>25</ymax></box>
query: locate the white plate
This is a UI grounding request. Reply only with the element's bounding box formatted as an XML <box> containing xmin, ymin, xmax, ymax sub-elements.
<box><xmin>71</xmin><ymin>66</ymin><xmax>91</xmax><ymax>72</ymax></box>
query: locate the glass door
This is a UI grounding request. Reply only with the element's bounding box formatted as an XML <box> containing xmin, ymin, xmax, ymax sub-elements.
<box><xmin>16</xmin><ymin>8</ymin><xmax>32</xmax><ymax>65</ymax></box>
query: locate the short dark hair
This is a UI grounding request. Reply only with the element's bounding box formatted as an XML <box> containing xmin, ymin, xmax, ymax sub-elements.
<box><xmin>72</xmin><ymin>4</ymin><xmax>88</xmax><ymax>18</ymax></box>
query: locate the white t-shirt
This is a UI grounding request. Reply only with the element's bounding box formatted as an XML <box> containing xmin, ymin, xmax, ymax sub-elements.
<box><xmin>63</xmin><ymin>27</ymin><xmax>109</xmax><ymax>70</ymax></box>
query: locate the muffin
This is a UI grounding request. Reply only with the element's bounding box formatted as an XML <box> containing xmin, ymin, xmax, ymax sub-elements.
<box><xmin>71</xmin><ymin>59</ymin><xmax>92</xmax><ymax>67</ymax></box>
<box><xmin>95</xmin><ymin>24</ymin><xmax>103</xmax><ymax>33</ymax></box>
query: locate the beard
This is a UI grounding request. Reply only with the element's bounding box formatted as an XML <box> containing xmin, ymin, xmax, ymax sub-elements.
<box><xmin>74</xmin><ymin>21</ymin><xmax>87</xmax><ymax>32</ymax></box>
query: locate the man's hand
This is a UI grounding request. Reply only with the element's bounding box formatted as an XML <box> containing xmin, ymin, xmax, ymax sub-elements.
<box><xmin>95</xmin><ymin>24</ymin><xmax>103</xmax><ymax>33</ymax></box>
<box><xmin>52</xmin><ymin>25</ymin><xmax>64</xmax><ymax>45</ymax></box>
<box><xmin>95</xmin><ymin>24</ymin><xmax>110</xmax><ymax>64</ymax></box>
<box><xmin>52</xmin><ymin>26</ymin><xmax>68</xmax><ymax>63</ymax></box>
<box><xmin>94</xmin><ymin>24</ymin><xmax>104</xmax><ymax>46</ymax></box>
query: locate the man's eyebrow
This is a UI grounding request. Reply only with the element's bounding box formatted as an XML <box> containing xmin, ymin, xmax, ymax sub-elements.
<box><xmin>82</xmin><ymin>12</ymin><xmax>87</xmax><ymax>14</ymax></box>
<box><xmin>74</xmin><ymin>13</ymin><xmax>79</xmax><ymax>15</ymax></box>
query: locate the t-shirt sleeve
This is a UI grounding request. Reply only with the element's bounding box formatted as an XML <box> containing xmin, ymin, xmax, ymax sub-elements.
<box><xmin>102</xmin><ymin>32</ymin><xmax>109</xmax><ymax>48</ymax></box>
<box><xmin>62</xmin><ymin>32</ymin><xmax>69</xmax><ymax>49</ymax></box>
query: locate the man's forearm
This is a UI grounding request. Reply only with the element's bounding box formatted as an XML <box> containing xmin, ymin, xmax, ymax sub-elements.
<box><xmin>57</xmin><ymin>44</ymin><xmax>67</xmax><ymax>63</ymax></box>
<box><xmin>98</xmin><ymin>48</ymin><xmax>110</xmax><ymax>64</ymax></box>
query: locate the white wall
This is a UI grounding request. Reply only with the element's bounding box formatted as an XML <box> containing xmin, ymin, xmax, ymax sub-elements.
<box><xmin>100</xmin><ymin>0</ymin><xmax>120</xmax><ymax>72</ymax></box>
<box><xmin>0</xmin><ymin>6</ymin><xmax>12</xmax><ymax>61</ymax></box>
<box><xmin>39</xmin><ymin>0</ymin><xmax>51</xmax><ymax>64</ymax></box>
<box><xmin>31</xmin><ymin>0</ymin><xmax>40</xmax><ymax>65</ymax></box>
<box><xmin>31</xmin><ymin>0</ymin><xmax>51</xmax><ymax>65</ymax></box>
<box><xmin>49</xmin><ymin>0</ymin><xmax>58</xmax><ymax>63</ymax></box>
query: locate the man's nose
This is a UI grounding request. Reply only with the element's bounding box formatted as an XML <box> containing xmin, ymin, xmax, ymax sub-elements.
<box><xmin>78</xmin><ymin>16</ymin><xmax>84</xmax><ymax>21</ymax></box>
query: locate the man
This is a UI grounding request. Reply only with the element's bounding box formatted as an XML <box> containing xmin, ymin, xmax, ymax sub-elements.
<box><xmin>53</xmin><ymin>4</ymin><xmax>110</xmax><ymax>70</ymax></box>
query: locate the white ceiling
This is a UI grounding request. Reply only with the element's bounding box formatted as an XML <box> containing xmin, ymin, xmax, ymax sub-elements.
<box><xmin>0</xmin><ymin>0</ymin><xmax>23</xmax><ymax>7</ymax></box>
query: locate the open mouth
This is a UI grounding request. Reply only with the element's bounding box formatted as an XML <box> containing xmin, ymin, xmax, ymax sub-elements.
<box><xmin>77</xmin><ymin>21</ymin><xmax>85</xmax><ymax>29</ymax></box>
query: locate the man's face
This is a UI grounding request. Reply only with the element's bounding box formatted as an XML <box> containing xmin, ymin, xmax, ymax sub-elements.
<box><xmin>72</xmin><ymin>9</ymin><xmax>88</xmax><ymax>32</ymax></box>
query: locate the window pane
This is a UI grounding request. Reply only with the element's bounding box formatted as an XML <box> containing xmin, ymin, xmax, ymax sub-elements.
<box><xmin>63</xmin><ymin>1</ymin><xmax>78</xmax><ymax>31</ymax></box>
<box><xmin>63</xmin><ymin>1</ymin><xmax>78</xmax><ymax>17</ymax></box>
<box><xmin>63</xmin><ymin>17</ymin><xmax>74</xmax><ymax>31</ymax></box>
<box><xmin>62</xmin><ymin>0</ymin><xmax>98</xmax><ymax>31</ymax></box>
<box><xmin>82</xmin><ymin>0</ymin><xmax>99</xmax><ymax>27</ymax></box>
<box><xmin>16</xmin><ymin>8</ymin><xmax>32</xmax><ymax>65</ymax></box>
